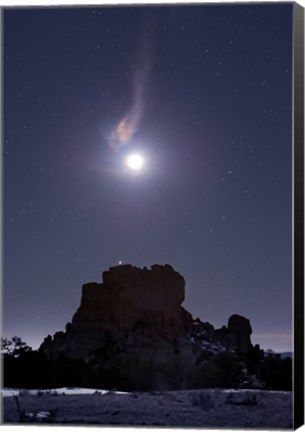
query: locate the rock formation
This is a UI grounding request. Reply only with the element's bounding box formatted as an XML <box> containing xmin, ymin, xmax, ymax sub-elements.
<box><xmin>40</xmin><ymin>264</ymin><xmax>256</xmax><ymax>390</ymax></box>
<box><xmin>74</xmin><ymin>263</ymin><xmax>189</xmax><ymax>330</ymax></box>
<box><xmin>225</xmin><ymin>314</ymin><xmax>252</xmax><ymax>353</ymax></box>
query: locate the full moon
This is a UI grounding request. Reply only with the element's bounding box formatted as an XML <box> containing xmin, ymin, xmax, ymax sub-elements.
<box><xmin>126</xmin><ymin>154</ymin><xmax>144</xmax><ymax>171</ymax></box>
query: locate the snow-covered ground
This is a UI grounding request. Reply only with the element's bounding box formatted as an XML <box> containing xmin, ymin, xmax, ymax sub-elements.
<box><xmin>1</xmin><ymin>387</ymin><xmax>292</xmax><ymax>428</ymax></box>
<box><xmin>1</xmin><ymin>387</ymin><xmax>127</xmax><ymax>397</ymax></box>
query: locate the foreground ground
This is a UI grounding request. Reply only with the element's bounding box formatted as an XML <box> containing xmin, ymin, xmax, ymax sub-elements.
<box><xmin>1</xmin><ymin>387</ymin><xmax>292</xmax><ymax>428</ymax></box>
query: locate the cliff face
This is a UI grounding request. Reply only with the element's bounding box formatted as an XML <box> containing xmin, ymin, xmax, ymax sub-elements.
<box><xmin>73</xmin><ymin>264</ymin><xmax>188</xmax><ymax>330</ymax></box>
<box><xmin>40</xmin><ymin>264</ymin><xmax>256</xmax><ymax>390</ymax></box>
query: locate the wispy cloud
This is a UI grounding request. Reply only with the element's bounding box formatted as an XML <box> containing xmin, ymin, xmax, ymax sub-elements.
<box><xmin>252</xmin><ymin>331</ymin><xmax>292</xmax><ymax>352</ymax></box>
<box><xmin>110</xmin><ymin>54</ymin><xmax>151</xmax><ymax>146</ymax></box>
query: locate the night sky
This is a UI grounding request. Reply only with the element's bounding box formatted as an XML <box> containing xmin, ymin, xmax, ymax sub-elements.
<box><xmin>3</xmin><ymin>3</ymin><xmax>293</xmax><ymax>352</ymax></box>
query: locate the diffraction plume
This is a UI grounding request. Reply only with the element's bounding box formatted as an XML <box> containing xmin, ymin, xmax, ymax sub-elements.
<box><xmin>110</xmin><ymin>54</ymin><xmax>151</xmax><ymax>148</ymax></box>
<box><xmin>109</xmin><ymin>19</ymin><xmax>154</xmax><ymax>149</ymax></box>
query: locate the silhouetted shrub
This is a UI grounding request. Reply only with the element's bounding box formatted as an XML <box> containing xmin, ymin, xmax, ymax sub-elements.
<box><xmin>2</xmin><ymin>346</ymin><xmax>52</xmax><ymax>389</ymax></box>
<box><xmin>50</xmin><ymin>354</ymin><xmax>84</xmax><ymax>388</ymax></box>
<box><xmin>196</xmin><ymin>351</ymin><xmax>242</xmax><ymax>388</ymax></box>
<box><xmin>260</xmin><ymin>354</ymin><xmax>292</xmax><ymax>390</ymax></box>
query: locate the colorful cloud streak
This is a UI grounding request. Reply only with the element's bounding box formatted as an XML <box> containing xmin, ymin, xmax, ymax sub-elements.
<box><xmin>110</xmin><ymin>53</ymin><xmax>151</xmax><ymax>148</ymax></box>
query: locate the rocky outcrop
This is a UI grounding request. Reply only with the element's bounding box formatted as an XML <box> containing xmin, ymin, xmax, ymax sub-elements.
<box><xmin>40</xmin><ymin>264</ymin><xmax>255</xmax><ymax>390</ymax></box>
<box><xmin>41</xmin><ymin>264</ymin><xmax>192</xmax><ymax>361</ymax></box>
<box><xmin>73</xmin><ymin>264</ymin><xmax>187</xmax><ymax>330</ymax></box>
<box><xmin>214</xmin><ymin>314</ymin><xmax>253</xmax><ymax>354</ymax></box>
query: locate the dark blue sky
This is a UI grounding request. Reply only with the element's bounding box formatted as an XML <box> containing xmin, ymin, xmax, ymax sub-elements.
<box><xmin>3</xmin><ymin>3</ymin><xmax>293</xmax><ymax>352</ymax></box>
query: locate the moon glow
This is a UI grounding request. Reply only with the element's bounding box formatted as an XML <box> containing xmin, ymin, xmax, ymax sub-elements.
<box><xmin>126</xmin><ymin>154</ymin><xmax>144</xmax><ymax>171</ymax></box>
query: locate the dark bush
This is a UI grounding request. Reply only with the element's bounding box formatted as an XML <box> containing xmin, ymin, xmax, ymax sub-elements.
<box><xmin>196</xmin><ymin>351</ymin><xmax>242</xmax><ymax>388</ymax></box>
<box><xmin>3</xmin><ymin>349</ymin><xmax>51</xmax><ymax>389</ymax></box>
<box><xmin>260</xmin><ymin>354</ymin><xmax>292</xmax><ymax>390</ymax></box>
